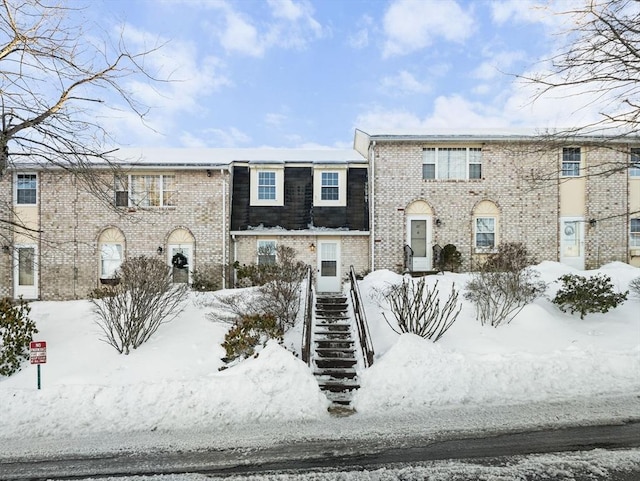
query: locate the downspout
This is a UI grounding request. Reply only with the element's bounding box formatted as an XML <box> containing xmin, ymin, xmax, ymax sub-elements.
<box><xmin>220</xmin><ymin>167</ymin><xmax>227</xmax><ymax>289</ymax></box>
<box><xmin>370</xmin><ymin>140</ymin><xmax>376</xmax><ymax>272</ymax></box>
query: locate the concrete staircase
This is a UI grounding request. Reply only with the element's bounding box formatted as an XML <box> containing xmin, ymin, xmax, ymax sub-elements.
<box><xmin>313</xmin><ymin>294</ymin><xmax>359</xmax><ymax>407</ymax></box>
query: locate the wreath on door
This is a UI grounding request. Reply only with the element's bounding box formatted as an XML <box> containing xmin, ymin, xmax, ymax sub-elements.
<box><xmin>172</xmin><ymin>252</ymin><xmax>188</xmax><ymax>269</ymax></box>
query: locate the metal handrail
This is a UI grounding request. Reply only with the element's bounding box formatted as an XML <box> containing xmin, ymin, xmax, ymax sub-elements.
<box><xmin>301</xmin><ymin>265</ymin><xmax>314</xmax><ymax>365</ymax></box>
<box><xmin>349</xmin><ymin>265</ymin><xmax>374</xmax><ymax>368</ymax></box>
<box><xmin>404</xmin><ymin>244</ymin><xmax>413</xmax><ymax>272</ymax></box>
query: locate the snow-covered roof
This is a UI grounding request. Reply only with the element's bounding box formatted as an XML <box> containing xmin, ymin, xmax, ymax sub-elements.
<box><xmin>356</xmin><ymin>127</ymin><xmax>640</xmax><ymax>143</ymax></box>
<box><xmin>113</xmin><ymin>147</ymin><xmax>367</xmax><ymax>167</ymax></box>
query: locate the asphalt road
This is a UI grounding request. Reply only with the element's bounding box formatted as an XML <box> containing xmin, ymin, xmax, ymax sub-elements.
<box><xmin>1</xmin><ymin>420</ymin><xmax>639</xmax><ymax>480</ymax></box>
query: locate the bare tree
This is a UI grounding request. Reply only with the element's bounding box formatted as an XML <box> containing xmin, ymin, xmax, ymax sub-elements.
<box><xmin>521</xmin><ymin>0</ymin><xmax>640</xmax><ymax>177</ymax></box>
<box><xmin>89</xmin><ymin>256</ymin><xmax>188</xmax><ymax>355</ymax></box>
<box><xmin>0</xmin><ymin>0</ymin><xmax>163</xmax><ymax>234</ymax></box>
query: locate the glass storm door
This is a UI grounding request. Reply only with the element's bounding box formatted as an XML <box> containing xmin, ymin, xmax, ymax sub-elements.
<box><xmin>316</xmin><ymin>239</ymin><xmax>341</xmax><ymax>293</ymax></box>
<box><xmin>168</xmin><ymin>244</ymin><xmax>192</xmax><ymax>284</ymax></box>
<box><xmin>560</xmin><ymin>217</ymin><xmax>585</xmax><ymax>270</ymax></box>
<box><xmin>14</xmin><ymin>245</ymin><xmax>38</xmax><ymax>299</ymax></box>
<box><xmin>407</xmin><ymin>216</ymin><xmax>431</xmax><ymax>271</ymax></box>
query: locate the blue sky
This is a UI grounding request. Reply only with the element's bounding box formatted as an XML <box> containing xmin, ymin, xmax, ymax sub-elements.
<box><xmin>84</xmin><ymin>0</ymin><xmax>594</xmax><ymax>149</ymax></box>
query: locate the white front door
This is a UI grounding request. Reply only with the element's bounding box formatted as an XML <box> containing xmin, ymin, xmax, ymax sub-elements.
<box><xmin>407</xmin><ymin>216</ymin><xmax>432</xmax><ymax>271</ymax></box>
<box><xmin>560</xmin><ymin>217</ymin><xmax>585</xmax><ymax>270</ymax></box>
<box><xmin>317</xmin><ymin>239</ymin><xmax>341</xmax><ymax>293</ymax></box>
<box><xmin>14</xmin><ymin>245</ymin><xmax>38</xmax><ymax>299</ymax></box>
<box><xmin>168</xmin><ymin>244</ymin><xmax>192</xmax><ymax>284</ymax></box>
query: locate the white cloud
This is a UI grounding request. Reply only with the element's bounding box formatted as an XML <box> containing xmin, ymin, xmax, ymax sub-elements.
<box><xmin>214</xmin><ymin>0</ymin><xmax>324</xmax><ymax>56</ymax></box>
<box><xmin>177</xmin><ymin>127</ymin><xmax>251</xmax><ymax>148</ymax></box>
<box><xmin>382</xmin><ymin>0</ymin><xmax>475</xmax><ymax>57</ymax></box>
<box><xmin>90</xmin><ymin>24</ymin><xmax>233</xmax><ymax>147</ymax></box>
<box><xmin>380</xmin><ymin>70</ymin><xmax>432</xmax><ymax>95</ymax></box>
<box><xmin>473</xmin><ymin>50</ymin><xmax>526</xmax><ymax>80</ymax></box>
<box><xmin>348</xmin><ymin>14</ymin><xmax>373</xmax><ymax>49</ymax></box>
<box><xmin>267</xmin><ymin>0</ymin><xmax>305</xmax><ymax>21</ymax></box>
<box><xmin>219</xmin><ymin>8</ymin><xmax>265</xmax><ymax>57</ymax></box>
<box><xmin>490</xmin><ymin>0</ymin><xmax>583</xmax><ymax>27</ymax></box>
<box><xmin>265</xmin><ymin>113</ymin><xmax>287</xmax><ymax>127</ymax></box>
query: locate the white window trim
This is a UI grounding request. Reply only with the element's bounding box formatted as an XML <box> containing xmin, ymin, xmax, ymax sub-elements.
<box><xmin>422</xmin><ymin>147</ymin><xmax>482</xmax><ymax>180</ymax></box>
<box><xmin>313</xmin><ymin>166</ymin><xmax>347</xmax><ymax>207</ymax></box>
<box><xmin>630</xmin><ymin>148</ymin><xmax>640</xmax><ymax>177</ymax></box>
<box><xmin>100</xmin><ymin>243</ymin><xmax>124</xmax><ymax>278</ymax></box>
<box><xmin>631</xmin><ymin>219</ymin><xmax>640</xmax><ymax>248</ymax></box>
<box><xmin>257</xmin><ymin>239</ymin><xmax>277</xmax><ymax>265</ymax></box>
<box><xmin>561</xmin><ymin>147</ymin><xmax>582</xmax><ymax>178</ymax></box>
<box><xmin>474</xmin><ymin>216</ymin><xmax>497</xmax><ymax>252</ymax></box>
<box><xmin>115</xmin><ymin>173</ymin><xmax>175</xmax><ymax>208</ymax></box>
<box><xmin>250</xmin><ymin>166</ymin><xmax>284</xmax><ymax>206</ymax></box>
<box><xmin>14</xmin><ymin>172</ymin><xmax>38</xmax><ymax>206</ymax></box>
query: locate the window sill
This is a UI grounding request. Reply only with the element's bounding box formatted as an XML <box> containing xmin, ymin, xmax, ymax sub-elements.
<box><xmin>422</xmin><ymin>178</ymin><xmax>483</xmax><ymax>182</ymax></box>
<box><xmin>474</xmin><ymin>248</ymin><xmax>497</xmax><ymax>254</ymax></box>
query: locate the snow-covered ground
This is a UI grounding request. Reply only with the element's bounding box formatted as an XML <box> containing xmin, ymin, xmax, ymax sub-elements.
<box><xmin>0</xmin><ymin>261</ymin><xmax>639</xmax><ymax>462</ymax></box>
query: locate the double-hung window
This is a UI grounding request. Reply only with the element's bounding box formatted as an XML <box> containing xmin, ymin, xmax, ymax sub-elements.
<box><xmin>15</xmin><ymin>174</ymin><xmax>37</xmax><ymax>205</ymax></box>
<box><xmin>631</xmin><ymin>219</ymin><xmax>640</xmax><ymax>248</ymax></box>
<box><xmin>257</xmin><ymin>240</ymin><xmax>276</xmax><ymax>265</ymax></box>
<box><xmin>258</xmin><ymin>171</ymin><xmax>276</xmax><ymax>200</ymax></box>
<box><xmin>321</xmin><ymin>172</ymin><xmax>339</xmax><ymax>200</ymax></box>
<box><xmin>562</xmin><ymin>147</ymin><xmax>581</xmax><ymax>177</ymax></box>
<box><xmin>250</xmin><ymin>166</ymin><xmax>284</xmax><ymax>206</ymax></box>
<box><xmin>422</xmin><ymin>147</ymin><xmax>482</xmax><ymax>180</ymax></box>
<box><xmin>115</xmin><ymin>174</ymin><xmax>175</xmax><ymax>207</ymax></box>
<box><xmin>100</xmin><ymin>244</ymin><xmax>123</xmax><ymax>278</ymax></box>
<box><xmin>475</xmin><ymin>217</ymin><xmax>496</xmax><ymax>250</ymax></box>
<box><xmin>313</xmin><ymin>167</ymin><xmax>346</xmax><ymax>206</ymax></box>
<box><xmin>631</xmin><ymin>148</ymin><xmax>640</xmax><ymax>177</ymax></box>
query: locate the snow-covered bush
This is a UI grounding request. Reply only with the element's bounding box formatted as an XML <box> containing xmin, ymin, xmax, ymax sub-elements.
<box><xmin>630</xmin><ymin>276</ymin><xmax>640</xmax><ymax>297</ymax></box>
<box><xmin>222</xmin><ymin>313</ymin><xmax>283</xmax><ymax>362</ymax></box>
<box><xmin>465</xmin><ymin>242</ymin><xmax>546</xmax><ymax>327</ymax></box>
<box><xmin>231</xmin><ymin>245</ymin><xmax>306</xmax><ymax>331</ymax></box>
<box><xmin>552</xmin><ymin>273</ymin><xmax>628</xmax><ymax>319</ymax></box>
<box><xmin>0</xmin><ymin>297</ymin><xmax>37</xmax><ymax>376</ymax></box>
<box><xmin>90</xmin><ymin>256</ymin><xmax>188</xmax><ymax>354</ymax></box>
<box><xmin>376</xmin><ymin>277</ymin><xmax>461</xmax><ymax>342</ymax></box>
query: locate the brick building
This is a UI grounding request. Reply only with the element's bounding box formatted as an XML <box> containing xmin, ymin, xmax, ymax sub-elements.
<box><xmin>1</xmin><ymin>130</ymin><xmax>638</xmax><ymax>300</ymax></box>
<box><xmin>354</xmin><ymin>129</ymin><xmax>640</xmax><ymax>273</ymax></box>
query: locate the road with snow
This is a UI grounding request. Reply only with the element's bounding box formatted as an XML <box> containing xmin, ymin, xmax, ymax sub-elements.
<box><xmin>2</xmin><ymin>421</ymin><xmax>639</xmax><ymax>479</ymax></box>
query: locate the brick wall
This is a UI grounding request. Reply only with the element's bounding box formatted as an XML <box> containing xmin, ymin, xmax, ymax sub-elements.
<box><xmin>371</xmin><ymin>141</ymin><xmax>560</xmax><ymax>272</ymax></box>
<box><xmin>584</xmin><ymin>147</ymin><xmax>630</xmax><ymax>268</ymax></box>
<box><xmin>37</xmin><ymin>169</ymin><xmax>230</xmax><ymax>300</ymax></box>
<box><xmin>232</xmin><ymin>234</ymin><xmax>369</xmax><ymax>286</ymax></box>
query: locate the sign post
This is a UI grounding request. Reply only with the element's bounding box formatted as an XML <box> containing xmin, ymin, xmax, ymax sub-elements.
<box><xmin>29</xmin><ymin>341</ymin><xmax>47</xmax><ymax>390</ymax></box>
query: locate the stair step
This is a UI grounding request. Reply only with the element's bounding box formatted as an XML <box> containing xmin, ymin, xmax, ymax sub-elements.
<box><xmin>316</xmin><ymin>323</ymin><xmax>350</xmax><ymax>330</ymax></box>
<box><xmin>315</xmin><ymin>370</ymin><xmax>358</xmax><ymax>380</ymax></box>
<box><xmin>314</xmin><ymin>339</ymin><xmax>354</xmax><ymax>347</ymax></box>
<box><xmin>315</xmin><ymin>358</ymin><xmax>357</xmax><ymax>369</ymax></box>
<box><xmin>318</xmin><ymin>381</ymin><xmax>360</xmax><ymax>393</ymax></box>
<box><xmin>324</xmin><ymin>391</ymin><xmax>354</xmax><ymax>405</ymax></box>
<box><xmin>314</xmin><ymin>332</ymin><xmax>351</xmax><ymax>339</ymax></box>
<box><xmin>315</xmin><ymin>348</ymin><xmax>355</xmax><ymax>357</ymax></box>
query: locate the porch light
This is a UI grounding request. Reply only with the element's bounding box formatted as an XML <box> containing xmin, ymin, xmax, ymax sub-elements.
<box><xmin>435</xmin><ymin>218</ymin><xmax>442</xmax><ymax>227</ymax></box>
<box><xmin>309</xmin><ymin>243</ymin><xmax>316</xmax><ymax>253</ymax></box>
<box><xmin>1</xmin><ymin>245</ymin><xmax>9</xmax><ymax>254</ymax></box>
<box><xmin>157</xmin><ymin>246</ymin><xmax>163</xmax><ymax>255</ymax></box>
<box><xmin>589</xmin><ymin>218</ymin><xmax>597</xmax><ymax>227</ymax></box>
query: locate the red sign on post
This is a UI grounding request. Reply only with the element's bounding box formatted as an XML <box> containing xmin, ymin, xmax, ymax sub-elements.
<box><xmin>30</xmin><ymin>341</ymin><xmax>47</xmax><ymax>364</ymax></box>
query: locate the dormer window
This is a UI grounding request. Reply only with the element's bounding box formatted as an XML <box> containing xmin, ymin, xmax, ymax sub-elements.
<box><xmin>250</xmin><ymin>166</ymin><xmax>284</xmax><ymax>206</ymax></box>
<box><xmin>314</xmin><ymin>167</ymin><xmax>346</xmax><ymax>206</ymax></box>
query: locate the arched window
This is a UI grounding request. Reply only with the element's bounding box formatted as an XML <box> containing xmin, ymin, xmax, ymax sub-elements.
<box><xmin>473</xmin><ymin>200</ymin><xmax>499</xmax><ymax>251</ymax></box>
<box><xmin>98</xmin><ymin>228</ymin><xmax>125</xmax><ymax>279</ymax></box>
